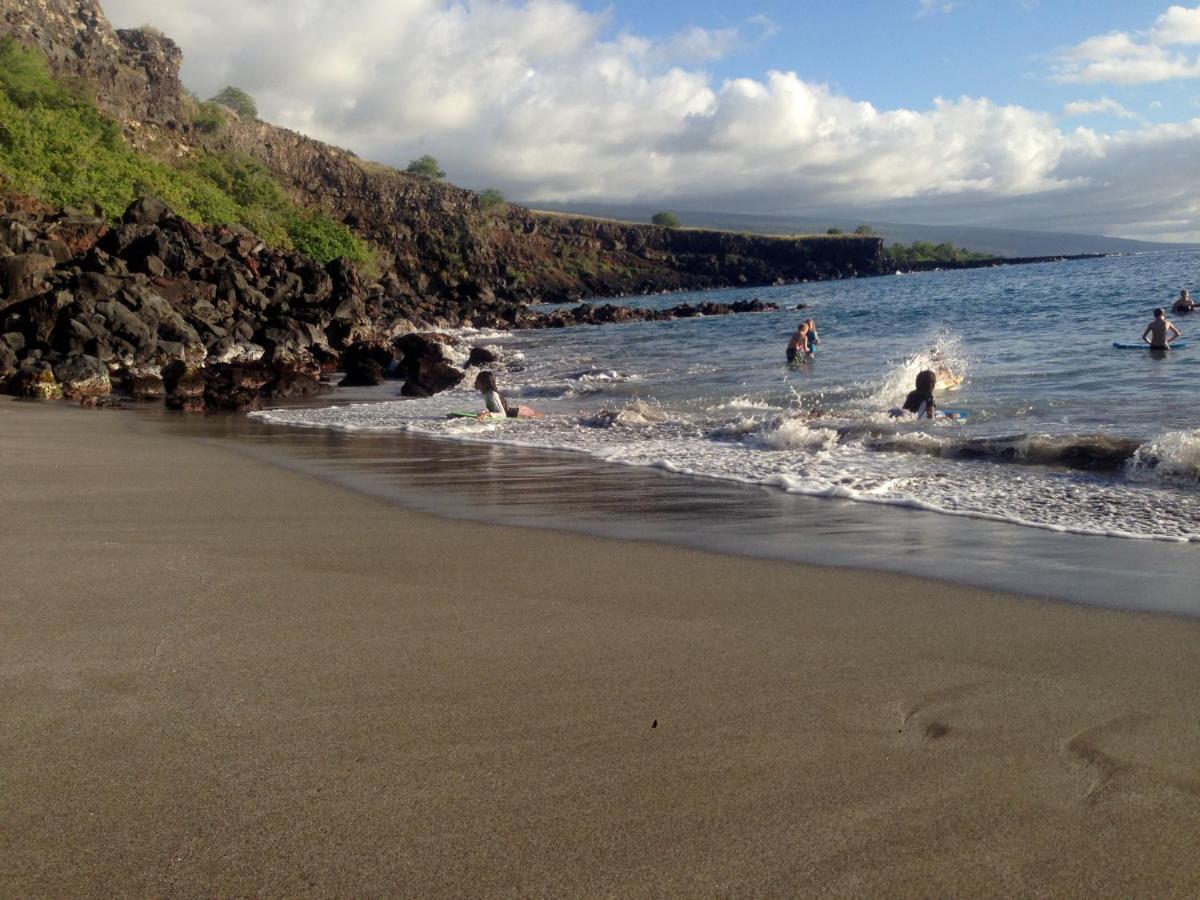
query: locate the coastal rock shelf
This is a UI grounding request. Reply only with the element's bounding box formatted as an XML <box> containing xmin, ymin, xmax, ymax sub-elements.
<box><xmin>0</xmin><ymin>197</ymin><xmax>788</xmax><ymax>411</ymax></box>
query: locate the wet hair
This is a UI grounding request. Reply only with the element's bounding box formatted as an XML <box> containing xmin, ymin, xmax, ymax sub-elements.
<box><xmin>1154</xmin><ymin>308</ymin><xmax>1165</xmax><ymax>318</ymax></box>
<box><xmin>915</xmin><ymin>369</ymin><xmax>936</xmax><ymax>393</ymax></box>
<box><xmin>475</xmin><ymin>370</ymin><xmax>499</xmax><ymax>392</ymax></box>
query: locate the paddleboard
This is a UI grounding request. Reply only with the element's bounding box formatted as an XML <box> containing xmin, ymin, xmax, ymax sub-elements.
<box><xmin>1112</xmin><ymin>341</ymin><xmax>1189</xmax><ymax>350</ymax></box>
<box><xmin>448</xmin><ymin>411</ymin><xmax>511</xmax><ymax>420</ymax></box>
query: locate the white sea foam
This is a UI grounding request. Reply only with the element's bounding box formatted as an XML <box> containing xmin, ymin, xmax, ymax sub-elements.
<box><xmin>743</xmin><ymin>416</ymin><xmax>839</xmax><ymax>452</ymax></box>
<box><xmin>253</xmin><ymin>395</ymin><xmax>1200</xmax><ymax>543</ymax></box>
<box><xmin>1128</xmin><ymin>429</ymin><xmax>1200</xmax><ymax>484</ymax></box>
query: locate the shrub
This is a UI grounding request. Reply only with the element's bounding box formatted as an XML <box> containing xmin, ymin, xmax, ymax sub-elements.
<box><xmin>651</xmin><ymin>211</ymin><xmax>680</xmax><ymax>228</ymax></box>
<box><xmin>478</xmin><ymin>188</ymin><xmax>506</xmax><ymax>212</ymax></box>
<box><xmin>826</xmin><ymin>227</ymin><xmax>843</xmax><ymax>235</ymax></box>
<box><xmin>191</xmin><ymin>101</ymin><xmax>227</xmax><ymax>134</ymax></box>
<box><xmin>210</xmin><ymin>85</ymin><xmax>257</xmax><ymax>119</ymax></box>
<box><xmin>853</xmin><ymin>224</ymin><xmax>875</xmax><ymax>235</ymax></box>
<box><xmin>406</xmin><ymin>155</ymin><xmax>445</xmax><ymax>179</ymax></box>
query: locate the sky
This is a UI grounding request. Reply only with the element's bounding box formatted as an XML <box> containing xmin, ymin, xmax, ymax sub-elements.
<box><xmin>102</xmin><ymin>0</ymin><xmax>1200</xmax><ymax>239</ymax></box>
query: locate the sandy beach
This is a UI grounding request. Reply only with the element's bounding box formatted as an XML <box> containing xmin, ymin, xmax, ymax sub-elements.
<box><xmin>3</xmin><ymin>400</ymin><xmax>1200</xmax><ymax>897</ymax></box>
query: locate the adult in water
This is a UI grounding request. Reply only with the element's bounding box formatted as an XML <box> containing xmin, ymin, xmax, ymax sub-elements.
<box><xmin>786</xmin><ymin>321</ymin><xmax>811</xmax><ymax>364</ymax></box>
<box><xmin>1142</xmin><ymin>308</ymin><xmax>1182</xmax><ymax>350</ymax></box>
<box><xmin>1173</xmin><ymin>289</ymin><xmax>1196</xmax><ymax>314</ymax></box>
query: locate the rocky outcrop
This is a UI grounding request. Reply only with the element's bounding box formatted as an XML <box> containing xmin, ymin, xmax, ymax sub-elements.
<box><xmin>518</xmin><ymin>298</ymin><xmax>786</xmax><ymax>329</ymax></box>
<box><xmin>213</xmin><ymin>117</ymin><xmax>886</xmax><ymax>307</ymax></box>
<box><xmin>0</xmin><ymin>196</ymin><xmax>796</xmax><ymax>408</ymax></box>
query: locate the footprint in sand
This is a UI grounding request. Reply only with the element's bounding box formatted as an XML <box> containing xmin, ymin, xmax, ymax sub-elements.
<box><xmin>893</xmin><ymin>682</ymin><xmax>984</xmax><ymax>743</ymax></box>
<box><xmin>1063</xmin><ymin>713</ymin><xmax>1200</xmax><ymax>803</ymax></box>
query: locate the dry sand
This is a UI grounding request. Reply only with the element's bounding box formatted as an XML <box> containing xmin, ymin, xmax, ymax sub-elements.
<box><xmin>3</xmin><ymin>400</ymin><xmax>1200</xmax><ymax>897</ymax></box>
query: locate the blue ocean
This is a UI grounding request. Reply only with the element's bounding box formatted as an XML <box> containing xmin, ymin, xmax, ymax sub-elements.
<box><xmin>253</xmin><ymin>249</ymin><xmax>1200</xmax><ymax>611</ymax></box>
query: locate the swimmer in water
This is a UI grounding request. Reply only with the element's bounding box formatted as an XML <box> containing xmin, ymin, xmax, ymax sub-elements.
<box><xmin>891</xmin><ymin>369</ymin><xmax>938</xmax><ymax>419</ymax></box>
<box><xmin>1173</xmin><ymin>289</ymin><xmax>1195</xmax><ymax>314</ymax></box>
<box><xmin>1142</xmin><ymin>308</ymin><xmax>1182</xmax><ymax>350</ymax></box>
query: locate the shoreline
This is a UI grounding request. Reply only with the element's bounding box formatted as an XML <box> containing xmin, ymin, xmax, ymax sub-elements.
<box><xmin>234</xmin><ymin>394</ymin><xmax>1200</xmax><ymax>616</ymax></box>
<box><xmin>5</xmin><ymin>399</ymin><xmax>1200</xmax><ymax>894</ymax></box>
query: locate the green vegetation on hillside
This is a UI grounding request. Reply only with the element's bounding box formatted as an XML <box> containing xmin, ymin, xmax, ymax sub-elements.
<box><xmin>478</xmin><ymin>188</ymin><xmax>507</xmax><ymax>212</ymax></box>
<box><xmin>0</xmin><ymin>38</ymin><xmax>371</xmax><ymax>266</ymax></box>
<box><xmin>406</xmin><ymin>154</ymin><xmax>445</xmax><ymax>179</ymax></box>
<box><xmin>886</xmin><ymin>240</ymin><xmax>991</xmax><ymax>266</ymax></box>
<box><xmin>210</xmin><ymin>85</ymin><xmax>257</xmax><ymax>119</ymax></box>
<box><xmin>651</xmin><ymin>211</ymin><xmax>680</xmax><ymax>228</ymax></box>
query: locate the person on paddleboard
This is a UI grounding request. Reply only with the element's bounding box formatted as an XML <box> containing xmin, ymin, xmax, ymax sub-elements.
<box><xmin>1142</xmin><ymin>308</ymin><xmax>1182</xmax><ymax>350</ymax></box>
<box><xmin>899</xmin><ymin>369</ymin><xmax>938</xmax><ymax>418</ymax></box>
<box><xmin>1173</xmin><ymin>290</ymin><xmax>1195</xmax><ymax>314</ymax></box>
<box><xmin>474</xmin><ymin>371</ymin><xmax>544</xmax><ymax>420</ymax></box>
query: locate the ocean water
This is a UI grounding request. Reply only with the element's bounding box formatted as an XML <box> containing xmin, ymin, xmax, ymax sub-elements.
<box><xmin>256</xmin><ymin>251</ymin><xmax>1200</xmax><ymax>543</ymax></box>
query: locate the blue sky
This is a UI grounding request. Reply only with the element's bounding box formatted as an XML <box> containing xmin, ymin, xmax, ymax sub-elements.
<box><xmin>105</xmin><ymin>0</ymin><xmax>1200</xmax><ymax>239</ymax></box>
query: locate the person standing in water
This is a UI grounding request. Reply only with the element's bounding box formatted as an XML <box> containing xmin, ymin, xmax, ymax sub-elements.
<box><xmin>1142</xmin><ymin>308</ymin><xmax>1182</xmax><ymax>350</ymax></box>
<box><xmin>1173</xmin><ymin>289</ymin><xmax>1195</xmax><ymax>314</ymax></box>
<box><xmin>805</xmin><ymin>318</ymin><xmax>820</xmax><ymax>347</ymax></box>
<box><xmin>786</xmin><ymin>321</ymin><xmax>811</xmax><ymax>364</ymax></box>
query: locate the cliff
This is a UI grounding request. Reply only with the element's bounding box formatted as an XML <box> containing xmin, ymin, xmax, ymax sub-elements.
<box><xmin>0</xmin><ymin>0</ymin><xmax>887</xmax><ymax>308</ymax></box>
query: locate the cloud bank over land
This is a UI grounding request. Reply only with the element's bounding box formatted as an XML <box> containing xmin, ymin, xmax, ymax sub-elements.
<box><xmin>104</xmin><ymin>0</ymin><xmax>1200</xmax><ymax>239</ymax></box>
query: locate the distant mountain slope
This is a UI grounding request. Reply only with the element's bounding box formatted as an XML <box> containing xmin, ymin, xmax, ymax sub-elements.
<box><xmin>527</xmin><ymin>202</ymin><xmax>1200</xmax><ymax>259</ymax></box>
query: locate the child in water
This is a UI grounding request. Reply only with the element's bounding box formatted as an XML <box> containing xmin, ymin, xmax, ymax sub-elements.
<box><xmin>895</xmin><ymin>369</ymin><xmax>937</xmax><ymax>418</ymax></box>
<box><xmin>474</xmin><ymin>371</ymin><xmax>543</xmax><ymax>420</ymax></box>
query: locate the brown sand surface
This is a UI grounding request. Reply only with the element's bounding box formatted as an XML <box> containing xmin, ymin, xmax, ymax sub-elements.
<box><xmin>3</xmin><ymin>400</ymin><xmax>1200</xmax><ymax>897</ymax></box>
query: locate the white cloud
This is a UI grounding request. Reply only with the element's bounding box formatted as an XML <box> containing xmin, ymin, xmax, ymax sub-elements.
<box><xmin>1053</xmin><ymin>5</ymin><xmax>1200</xmax><ymax>84</ymax></box>
<box><xmin>918</xmin><ymin>0</ymin><xmax>960</xmax><ymax>17</ymax></box>
<box><xmin>1151</xmin><ymin>5</ymin><xmax>1200</xmax><ymax>44</ymax></box>
<box><xmin>100</xmin><ymin>0</ymin><xmax>1200</xmax><ymax>239</ymax></box>
<box><xmin>1063</xmin><ymin>97</ymin><xmax>1137</xmax><ymax>119</ymax></box>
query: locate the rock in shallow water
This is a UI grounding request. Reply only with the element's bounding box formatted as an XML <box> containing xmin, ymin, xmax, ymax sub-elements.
<box><xmin>53</xmin><ymin>354</ymin><xmax>112</xmax><ymax>400</ymax></box>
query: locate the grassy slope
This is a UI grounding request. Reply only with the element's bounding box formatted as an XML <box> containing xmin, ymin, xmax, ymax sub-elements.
<box><xmin>0</xmin><ymin>38</ymin><xmax>372</xmax><ymax>266</ymax></box>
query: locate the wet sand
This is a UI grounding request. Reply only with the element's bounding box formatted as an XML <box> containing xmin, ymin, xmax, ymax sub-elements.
<box><xmin>3</xmin><ymin>400</ymin><xmax>1200</xmax><ymax>897</ymax></box>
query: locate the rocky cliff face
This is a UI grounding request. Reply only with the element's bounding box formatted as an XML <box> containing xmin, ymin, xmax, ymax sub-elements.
<box><xmin>1</xmin><ymin>0</ymin><xmax>183</xmax><ymax>125</ymax></box>
<box><xmin>1</xmin><ymin>0</ymin><xmax>887</xmax><ymax>309</ymax></box>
